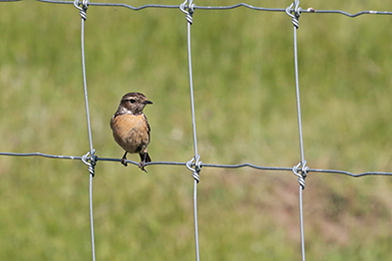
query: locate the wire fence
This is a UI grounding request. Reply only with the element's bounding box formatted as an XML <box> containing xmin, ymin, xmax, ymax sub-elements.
<box><xmin>1</xmin><ymin>0</ymin><xmax>392</xmax><ymax>260</ymax></box>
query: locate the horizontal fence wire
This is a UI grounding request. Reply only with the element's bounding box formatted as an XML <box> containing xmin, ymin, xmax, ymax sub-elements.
<box><xmin>34</xmin><ymin>0</ymin><xmax>392</xmax><ymax>17</ymax></box>
<box><xmin>1</xmin><ymin>152</ymin><xmax>392</xmax><ymax>178</ymax></box>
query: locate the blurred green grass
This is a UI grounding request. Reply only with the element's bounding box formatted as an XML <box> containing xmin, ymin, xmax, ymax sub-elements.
<box><xmin>1</xmin><ymin>0</ymin><xmax>392</xmax><ymax>260</ymax></box>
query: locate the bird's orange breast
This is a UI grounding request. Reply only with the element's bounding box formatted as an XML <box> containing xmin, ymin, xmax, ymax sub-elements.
<box><xmin>110</xmin><ymin>114</ymin><xmax>150</xmax><ymax>154</ymax></box>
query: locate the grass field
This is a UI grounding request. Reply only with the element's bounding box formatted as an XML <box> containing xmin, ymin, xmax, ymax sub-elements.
<box><xmin>1</xmin><ymin>0</ymin><xmax>392</xmax><ymax>260</ymax></box>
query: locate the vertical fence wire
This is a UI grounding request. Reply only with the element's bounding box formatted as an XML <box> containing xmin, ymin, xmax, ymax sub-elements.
<box><xmin>180</xmin><ymin>1</ymin><xmax>201</xmax><ymax>261</ymax></box>
<box><xmin>73</xmin><ymin>0</ymin><xmax>96</xmax><ymax>260</ymax></box>
<box><xmin>293</xmin><ymin>21</ymin><xmax>306</xmax><ymax>261</ymax></box>
<box><xmin>286</xmin><ymin>1</ymin><xmax>306</xmax><ymax>260</ymax></box>
<box><xmin>89</xmin><ymin>174</ymin><xmax>96</xmax><ymax>261</ymax></box>
<box><xmin>193</xmin><ymin>178</ymin><xmax>200</xmax><ymax>261</ymax></box>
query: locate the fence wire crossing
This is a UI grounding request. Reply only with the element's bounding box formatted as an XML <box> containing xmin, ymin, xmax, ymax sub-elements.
<box><xmin>1</xmin><ymin>0</ymin><xmax>392</xmax><ymax>260</ymax></box>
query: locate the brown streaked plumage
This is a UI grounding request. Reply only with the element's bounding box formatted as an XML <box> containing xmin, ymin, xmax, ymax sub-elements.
<box><xmin>110</xmin><ymin>92</ymin><xmax>152</xmax><ymax>172</ymax></box>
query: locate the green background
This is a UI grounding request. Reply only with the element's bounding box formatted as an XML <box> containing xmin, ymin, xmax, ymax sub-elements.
<box><xmin>1</xmin><ymin>0</ymin><xmax>392</xmax><ymax>260</ymax></box>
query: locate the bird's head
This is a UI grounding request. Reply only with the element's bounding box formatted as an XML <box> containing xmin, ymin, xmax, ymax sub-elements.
<box><xmin>120</xmin><ymin>92</ymin><xmax>153</xmax><ymax>115</ymax></box>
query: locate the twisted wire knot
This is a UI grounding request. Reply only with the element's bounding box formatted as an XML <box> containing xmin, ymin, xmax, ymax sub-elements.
<box><xmin>74</xmin><ymin>0</ymin><xmax>89</xmax><ymax>20</ymax></box>
<box><xmin>285</xmin><ymin>0</ymin><xmax>301</xmax><ymax>29</ymax></box>
<box><xmin>186</xmin><ymin>155</ymin><xmax>202</xmax><ymax>183</ymax></box>
<box><xmin>180</xmin><ymin>0</ymin><xmax>195</xmax><ymax>24</ymax></box>
<box><xmin>292</xmin><ymin>160</ymin><xmax>308</xmax><ymax>189</ymax></box>
<box><xmin>82</xmin><ymin>149</ymin><xmax>97</xmax><ymax>177</ymax></box>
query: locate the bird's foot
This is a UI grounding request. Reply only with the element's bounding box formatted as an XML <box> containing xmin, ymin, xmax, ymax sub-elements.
<box><xmin>121</xmin><ymin>158</ymin><xmax>128</xmax><ymax>167</ymax></box>
<box><xmin>138</xmin><ymin>161</ymin><xmax>148</xmax><ymax>173</ymax></box>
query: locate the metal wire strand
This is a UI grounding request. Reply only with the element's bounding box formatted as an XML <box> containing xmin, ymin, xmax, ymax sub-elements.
<box><xmin>82</xmin><ymin>150</ymin><xmax>97</xmax><ymax>177</ymax></box>
<box><xmin>74</xmin><ymin>1</ymin><xmax>96</xmax><ymax>260</ymax></box>
<box><xmin>34</xmin><ymin>0</ymin><xmax>392</xmax><ymax>17</ymax></box>
<box><xmin>2</xmin><ymin>152</ymin><xmax>392</xmax><ymax>178</ymax></box>
<box><xmin>181</xmin><ymin>2</ymin><xmax>200</xmax><ymax>260</ymax></box>
<box><xmin>286</xmin><ymin>1</ymin><xmax>306</xmax><ymax>261</ymax></box>
<box><xmin>186</xmin><ymin>155</ymin><xmax>202</xmax><ymax>183</ymax></box>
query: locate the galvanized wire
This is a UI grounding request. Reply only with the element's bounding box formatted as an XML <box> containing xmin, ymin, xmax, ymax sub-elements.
<box><xmin>0</xmin><ymin>152</ymin><xmax>82</xmax><ymax>160</ymax></box>
<box><xmin>73</xmin><ymin>0</ymin><xmax>96</xmax><ymax>260</ymax></box>
<box><xmin>3</xmin><ymin>152</ymin><xmax>392</xmax><ymax>179</ymax></box>
<box><xmin>35</xmin><ymin>0</ymin><xmax>392</xmax><ymax>17</ymax></box>
<box><xmin>180</xmin><ymin>1</ymin><xmax>201</xmax><ymax>260</ymax></box>
<box><xmin>286</xmin><ymin>1</ymin><xmax>306</xmax><ymax>260</ymax></box>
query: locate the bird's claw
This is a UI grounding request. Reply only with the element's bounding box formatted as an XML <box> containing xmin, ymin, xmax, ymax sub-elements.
<box><xmin>138</xmin><ymin>161</ymin><xmax>148</xmax><ymax>173</ymax></box>
<box><xmin>121</xmin><ymin>158</ymin><xmax>128</xmax><ymax>167</ymax></box>
<box><xmin>121</xmin><ymin>158</ymin><xmax>148</xmax><ymax>173</ymax></box>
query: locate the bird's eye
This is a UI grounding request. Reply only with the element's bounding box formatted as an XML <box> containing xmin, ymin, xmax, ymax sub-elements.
<box><xmin>129</xmin><ymin>99</ymin><xmax>135</xmax><ymax>103</ymax></box>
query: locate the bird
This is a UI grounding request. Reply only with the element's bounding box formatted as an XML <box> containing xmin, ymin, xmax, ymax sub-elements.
<box><xmin>110</xmin><ymin>92</ymin><xmax>152</xmax><ymax>172</ymax></box>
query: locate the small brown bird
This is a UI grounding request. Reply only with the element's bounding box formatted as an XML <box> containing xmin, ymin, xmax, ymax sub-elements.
<box><xmin>110</xmin><ymin>92</ymin><xmax>152</xmax><ymax>172</ymax></box>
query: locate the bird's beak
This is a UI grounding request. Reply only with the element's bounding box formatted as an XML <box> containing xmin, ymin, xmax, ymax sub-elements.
<box><xmin>144</xmin><ymin>100</ymin><xmax>153</xmax><ymax>105</ymax></box>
